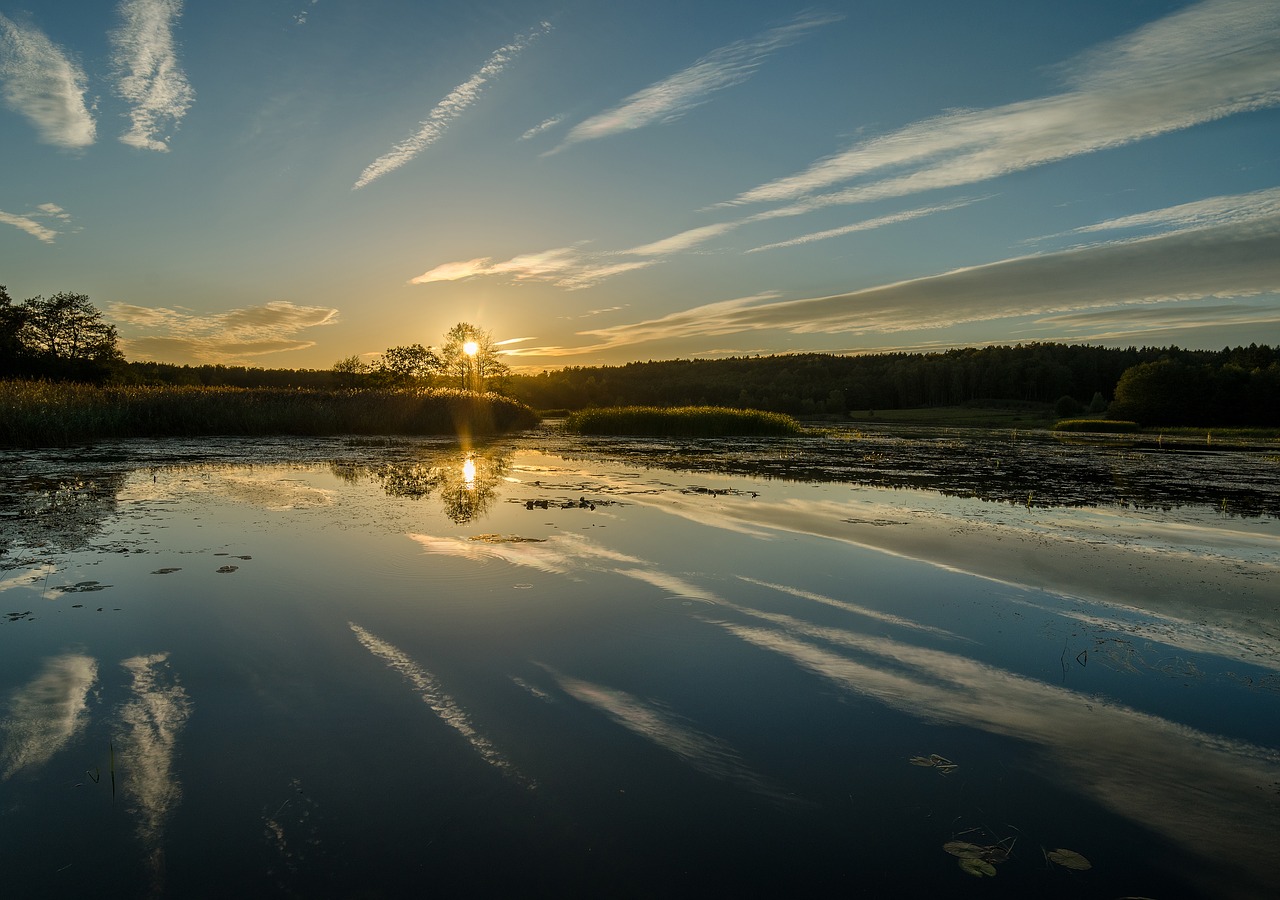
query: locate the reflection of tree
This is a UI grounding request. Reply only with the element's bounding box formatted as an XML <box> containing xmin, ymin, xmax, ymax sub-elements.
<box><xmin>331</xmin><ymin>448</ymin><xmax>510</xmax><ymax>523</ymax></box>
<box><xmin>0</xmin><ymin>472</ymin><xmax>128</xmax><ymax>559</ymax></box>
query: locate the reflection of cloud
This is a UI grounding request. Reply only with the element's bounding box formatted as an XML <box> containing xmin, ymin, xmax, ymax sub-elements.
<box><xmin>0</xmin><ymin>563</ymin><xmax>56</xmax><ymax>595</ymax></box>
<box><xmin>349</xmin><ymin>623</ymin><xmax>527</xmax><ymax>784</ymax></box>
<box><xmin>408</xmin><ymin>530</ymin><xmax>641</xmax><ymax>575</ymax></box>
<box><xmin>108</xmin><ymin>300</ymin><xmax>339</xmax><ymax>364</ymax></box>
<box><xmin>1</xmin><ymin>654</ymin><xmax>98</xmax><ymax>779</ymax></box>
<box><xmin>550</xmin><ymin>11</ymin><xmax>838</xmax><ymax>154</ymax></box>
<box><xmin>111</xmin><ymin>0</ymin><xmax>195</xmax><ymax>151</ymax></box>
<box><xmin>729</xmin><ymin>0</ymin><xmax>1280</xmax><ymax>208</ymax></box>
<box><xmin>717</xmin><ymin>610</ymin><xmax>1280</xmax><ymax>897</ymax></box>
<box><xmin>115</xmin><ymin>651</ymin><xmax>191</xmax><ymax>892</ymax></box>
<box><xmin>354</xmin><ymin>22</ymin><xmax>551</xmax><ymax>189</ymax></box>
<box><xmin>738</xmin><ymin>576</ymin><xmax>964</xmax><ymax>641</ymax></box>
<box><xmin>216</xmin><ymin>473</ymin><xmax>335</xmax><ymax>510</ymax></box>
<box><xmin>545</xmin><ymin>666</ymin><xmax>786</xmax><ymax>801</ymax></box>
<box><xmin>614</xmin><ymin>568</ymin><xmax>722</xmax><ymax>603</ymax></box>
<box><xmin>0</xmin><ymin>13</ymin><xmax>96</xmax><ymax>148</ymax></box>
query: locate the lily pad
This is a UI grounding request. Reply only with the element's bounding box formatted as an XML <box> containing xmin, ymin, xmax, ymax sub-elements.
<box><xmin>958</xmin><ymin>857</ymin><xmax>997</xmax><ymax>877</ymax></box>
<box><xmin>943</xmin><ymin>841</ymin><xmax>988</xmax><ymax>859</ymax></box>
<box><xmin>216</xmin><ymin>565</ymin><xmax>239</xmax><ymax>573</ymax></box>
<box><xmin>1047</xmin><ymin>848</ymin><xmax>1092</xmax><ymax>871</ymax></box>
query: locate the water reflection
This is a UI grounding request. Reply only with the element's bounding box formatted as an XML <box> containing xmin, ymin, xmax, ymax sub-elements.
<box><xmin>332</xmin><ymin>449</ymin><xmax>509</xmax><ymax>522</ymax></box>
<box><xmin>543</xmin><ymin>666</ymin><xmax>789</xmax><ymax>803</ymax></box>
<box><xmin>571</xmin><ymin>429</ymin><xmax>1280</xmax><ymax>517</ymax></box>
<box><xmin>713</xmin><ymin>605</ymin><xmax>1280</xmax><ymax>895</ymax></box>
<box><xmin>0</xmin><ymin>472</ymin><xmax>128</xmax><ymax>558</ymax></box>
<box><xmin>349</xmin><ymin>622</ymin><xmax>528</xmax><ymax>785</ymax></box>
<box><xmin>1</xmin><ymin>653</ymin><xmax>98</xmax><ymax>779</ymax></box>
<box><xmin>114</xmin><ymin>652</ymin><xmax>192</xmax><ymax>896</ymax></box>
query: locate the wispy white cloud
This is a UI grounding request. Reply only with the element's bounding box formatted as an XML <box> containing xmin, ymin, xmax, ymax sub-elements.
<box><xmin>410</xmin><ymin>246</ymin><xmax>657</xmax><ymax>291</ymax></box>
<box><xmin>550</xmin><ymin>10</ymin><xmax>839</xmax><ymax>154</ymax></box>
<box><xmin>519</xmin><ymin>113</ymin><xmax>563</xmax><ymax>141</ymax></box>
<box><xmin>354</xmin><ymin>22</ymin><xmax>551</xmax><ymax>189</ymax></box>
<box><xmin>111</xmin><ymin>0</ymin><xmax>195</xmax><ymax>152</ymax></box>
<box><xmin>1061</xmin><ymin>186</ymin><xmax>1280</xmax><ymax>239</ymax></box>
<box><xmin>0</xmin><ymin>13</ymin><xmax>95</xmax><ymax>148</ymax></box>
<box><xmin>293</xmin><ymin>0</ymin><xmax>320</xmax><ymax>27</ymax></box>
<box><xmin>0</xmin><ymin>202</ymin><xmax>75</xmax><ymax>243</ymax></box>
<box><xmin>551</xmin><ymin>210</ymin><xmax>1280</xmax><ymax>354</ymax></box>
<box><xmin>728</xmin><ymin>0</ymin><xmax>1280</xmax><ymax>209</ymax></box>
<box><xmin>0</xmin><ymin>210</ymin><xmax>58</xmax><ymax>243</ymax></box>
<box><xmin>745</xmin><ymin>198</ymin><xmax>984</xmax><ymax>253</ymax></box>
<box><xmin>109</xmin><ymin>299</ymin><xmax>339</xmax><ymax>363</ymax></box>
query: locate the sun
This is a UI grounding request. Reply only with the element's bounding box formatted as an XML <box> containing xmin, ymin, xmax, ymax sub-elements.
<box><xmin>463</xmin><ymin>341</ymin><xmax>479</xmax><ymax>357</ymax></box>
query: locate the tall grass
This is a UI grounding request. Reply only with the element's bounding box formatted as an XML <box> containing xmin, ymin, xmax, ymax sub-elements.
<box><xmin>564</xmin><ymin>405</ymin><xmax>802</xmax><ymax>437</ymax></box>
<box><xmin>1051</xmin><ymin>418</ymin><xmax>1140</xmax><ymax>433</ymax></box>
<box><xmin>0</xmin><ymin>382</ymin><xmax>539</xmax><ymax>447</ymax></box>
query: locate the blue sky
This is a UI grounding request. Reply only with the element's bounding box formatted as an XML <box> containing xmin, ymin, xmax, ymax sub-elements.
<box><xmin>2</xmin><ymin>0</ymin><xmax>1278</xmax><ymax>370</ymax></box>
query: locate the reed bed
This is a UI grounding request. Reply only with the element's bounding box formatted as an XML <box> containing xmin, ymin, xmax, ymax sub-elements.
<box><xmin>564</xmin><ymin>405</ymin><xmax>802</xmax><ymax>437</ymax></box>
<box><xmin>0</xmin><ymin>382</ymin><xmax>539</xmax><ymax>447</ymax></box>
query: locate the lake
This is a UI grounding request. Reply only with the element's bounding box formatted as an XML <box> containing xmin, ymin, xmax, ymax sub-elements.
<box><xmin>2</xmin><ymin>427</ymin><xmax>1278</xmax><ymax>898</ymax></box>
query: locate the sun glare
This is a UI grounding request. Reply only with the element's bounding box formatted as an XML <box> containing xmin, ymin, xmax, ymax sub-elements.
<box><xmin>463</xmin><ymin>341</ymin><xmax>479</xmax><ymax>356</ymax></box>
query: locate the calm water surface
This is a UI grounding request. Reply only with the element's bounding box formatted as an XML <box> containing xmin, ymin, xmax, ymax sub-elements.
<box><xmin>2</xmin><ymin>429</ymin><xmax>1278</xmax><ymax>898</ymax></box>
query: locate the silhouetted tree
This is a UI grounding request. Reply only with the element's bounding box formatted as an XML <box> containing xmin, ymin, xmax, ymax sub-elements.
<box><xmin>15</xmin><ymin>292</ymin><xmax>123</xmax><ymax>381</ymax></box>
<box><xmin>372</xmin><ymin>344</ymin><xmax>438</xmax><ymax>389</ymax></box>
<box><xmin>331</xmin><ymin>354</ymin><xmax>371</xmax><ymax>388</ymax></box>
<box><xmin>0</xmin><ymin>285</ymin><xmax>30</xmax><ymax>377</ymax></box>
<box><xmin>440</xmin><ymin>323</ymin><xmax>508</xmax><ymax>392</ymax></box>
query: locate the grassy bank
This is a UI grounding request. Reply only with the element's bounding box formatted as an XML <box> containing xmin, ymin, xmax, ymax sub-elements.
<box><xmin>564</xmin><ymin>405</ymin><xmax>802</xmax><ymax>437</ymax></box>
<box><xmin>0</xmin><ymin>382</ymin><xmax>539</xmax><ymax>447</ymax></box>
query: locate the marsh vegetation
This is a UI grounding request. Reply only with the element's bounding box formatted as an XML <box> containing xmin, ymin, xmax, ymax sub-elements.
<box><xmin>0</xmin><ymin>381</ymin><xmax>538</xmax><ymax>447</ymax></box>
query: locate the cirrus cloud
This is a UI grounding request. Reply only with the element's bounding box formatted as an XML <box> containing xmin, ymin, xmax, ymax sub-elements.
<box><xmin>354</xmin><ymin>22</ymin><xmax>551</xmax><ymax>189</ymax></box>
<box><xmin>109</xmin><ymin>299</ymin><xmax>339</xmax><ymax>363</ymax></box>
<box><xmin>0</xmin><ymin>13</ymin><xmax>96</xmax><ymax>149</ymax></box>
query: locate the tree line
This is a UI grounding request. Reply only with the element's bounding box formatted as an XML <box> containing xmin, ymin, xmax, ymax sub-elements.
<box><xmin>503</xmin><ymin>343</ymin><xmax>1280</xmax><ymax>426</ymax></box>
<box><xmin>2</xmin><ymin>287</ymin><xmax>1276</xmax><ymax>426</ymax></box>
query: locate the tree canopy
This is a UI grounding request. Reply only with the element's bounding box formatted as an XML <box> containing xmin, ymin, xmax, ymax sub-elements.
<box><xmin>1</xmin><ymin>289</ymin><xmax>123</xmax><ymax>382</ymax></box>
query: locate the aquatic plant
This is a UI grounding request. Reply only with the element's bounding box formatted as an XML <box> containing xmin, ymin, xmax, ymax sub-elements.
<box><xmin>1050</xmin><ymin>418</ymin><xmax>1139</xmax><ymax>433</ymax></box>
<box><xmin>0</xmin><ymin>381</ymin><xmax>539</xmax><ymax>447</ymax></box>
<box><xmin>563</xmin><ymin>405</ymin><xmax>802</xmax><ymax>437</ymax></box>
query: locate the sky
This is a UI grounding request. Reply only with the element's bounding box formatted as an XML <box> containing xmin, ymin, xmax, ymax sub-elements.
<box><xmin>2</xmin><ymin>0</ymin><xmax>1279</xmax><ymax>371</ymax></box>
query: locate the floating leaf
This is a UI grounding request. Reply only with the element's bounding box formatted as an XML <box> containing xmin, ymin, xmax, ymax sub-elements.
<box><xmin>959</xmin><ymin>857</ymin><xmax>997</xmax><ymax>877</ymax></box>
<box><xmin>984</xmin><ymin>846</ymin><xmax>1012</xmax><ymax>864</ymax></box>
<box><xmin>1047</xmin><ymin>848</ymin><xmax>1092</xmax><ymax>870</ymax></box>
<box><xmin>909</xmin><ymin>752</ymin><xmax>958</xmax><ymax>773</ymax></box>
<box><xmin>943</xmin><ymin>841</ymin><xmax>987</xmax><ymax>859</ymax></box>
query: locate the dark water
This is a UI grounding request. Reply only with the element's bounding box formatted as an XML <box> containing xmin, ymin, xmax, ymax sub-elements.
<box><xmin>1</xmin><ymin>430</ymin><xmax>1277</xmax><ymax>898</ymax></box>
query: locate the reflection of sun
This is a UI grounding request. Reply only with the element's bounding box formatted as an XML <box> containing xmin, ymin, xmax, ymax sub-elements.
<box><xmin>462</xmin><ymin>456</ymin><xmax>477</xmax><ymax>489</ymax></box>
